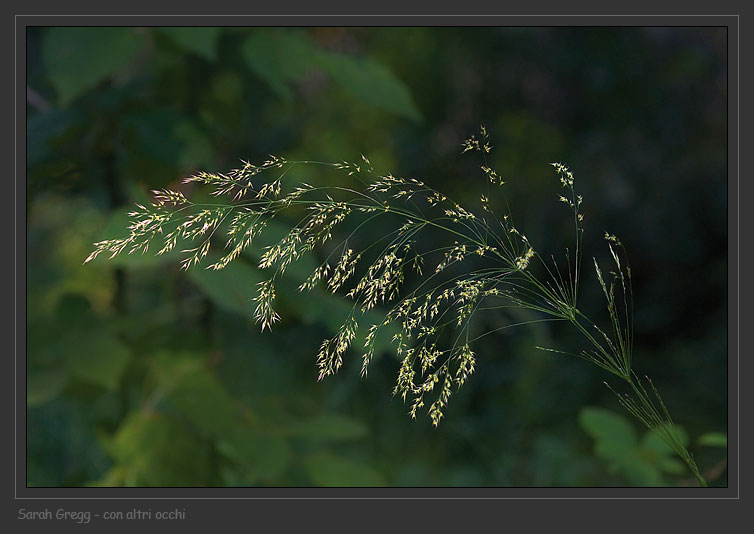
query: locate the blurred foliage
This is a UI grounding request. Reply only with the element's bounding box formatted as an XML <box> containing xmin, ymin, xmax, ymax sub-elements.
<box><xmin>580</xmin><ymin>407</ymin><xmax>687</xmax><ymax>486</ymax></box>
<box><xmin>579</xmin><ymin>408</ymin><xmax>728</xmax><ymax>487</ymax></box>
<box><xmin>26</xmin><ymin>27</ymin><xmax>727</xmax><ymax>487</ymax></box>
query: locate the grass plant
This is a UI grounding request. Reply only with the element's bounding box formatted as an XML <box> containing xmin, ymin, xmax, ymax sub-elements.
<box><xmin>86</xmin><ymin>127</ymin><xmax>707</xmax><ymax>486</ymax></box>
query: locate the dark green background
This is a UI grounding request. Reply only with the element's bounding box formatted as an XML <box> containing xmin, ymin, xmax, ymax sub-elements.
<box><xmin>26</xmin><ymin>26</ymin><xmax>727</xmax><ymax>487</ymax></box>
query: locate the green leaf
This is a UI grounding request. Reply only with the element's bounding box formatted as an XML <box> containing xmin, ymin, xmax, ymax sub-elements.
<box><xmin>241</xmin><ymin>29</ymin><xmax>421</xmax><ymax>121</ymax></box>
<box><xmin>316</xmin><ymin>53</ymin><xmax>422</xmax><ymax>122</ymax></box>
<box><xmin>242</xmin><ymin>30</ymin><xmax>316</xmax><ymax>100</ymax></box>
<box><xmin>174</xmin><ymin>119</ymin><xmax>216</xmax><ymax>169</ymax></box>
<box><xmin>27</xmin><ymin>368</ymin><xmax>69</xmax><ymax>407</ymax></box>
<box><xmin>696</xmin><ymin>432</ymin><xmax>727</xmax><ymax>448</ymax></box>
<box><xmin>157</xmin><ymin>27</ymin><xmax>220</xmax><ymax>61</ymax></box>
<box><xmin>148</xmin><ymin>351</ymin><xmax>205</xmax><ymax>385</ymax></box>
<box><xmin>657</xmin><ymin>457</ymin><xmax>686</xmax><ymax>475</ymax></box>
<box><xmin>88</xmin><ymin>466</ymin><xmax>128</xmax><ymax>487</ymax></box>
<box><xmin>620</xmin><ymin>458</ymin><xmax>665</xmax><ymax>487</ymax></box>
<box><xmin>581</xmin><ymin>408</ymin><xmax>683</xmax><ymax>485</ymax></box>
<box><xmin>64</xmin><ymin>332</ymin><xmax>131</xmax><ymax>390</ymax></box>
<box><xmin>121</xmin><ymin>109</ymin><xmax>190</xmax><ymax>168</ymax></box>
<box><xmin>219</xmin><ymin>427</ymin><xmax>291</xmax><ymax>483</ymax></box>
<box><xmin>43</xmin><ymin>27</ymin><xmax>144</xmax><ymax>105</ymax></box>
<box><xmin>106</xmin><ymin>412</ymin><xmax>213</xmax><ymax>486</ymax></box>
<box><xmin>304</xmin><ymin>452</ymin><xmax>386</xmax><ymax>487</ymax></box>
<box><xmin>641</xmin><ymin>425</ymin><xmax>689</xmax><ymax>456</ymax></box>
<box><xmin>163</xmin><ymin>368</ymin><xmax>239</xmax><ymax>437</ymax></box>
<box><xmin>278</xmin><ymin>280</ymin><xmax>355</xmax><ymax>331</ymax></box>
<box><xmin>579</xmin><ymin>407</ymin><xmax>638</xmax><ymax>461</ymax></box>
<box><xmin>187</xmin><ymin>259</ymin><xmax>264</xmax><ymax>317</ymax></box>
<box><xmin>639</xmin><ymin>427</ymin><xmax>688</xmax><ymax>476</ymax></box>
<box><xmin>285</xmin><ymin>413</ymin><xmax>368</xmax><ymax>441</ymax></box>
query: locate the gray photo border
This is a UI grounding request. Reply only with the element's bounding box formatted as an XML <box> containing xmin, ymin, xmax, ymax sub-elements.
<box><xmin>7</xmin><ymin>4</ymin><xmax>747</xmax><ymax>531</ymax></box>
